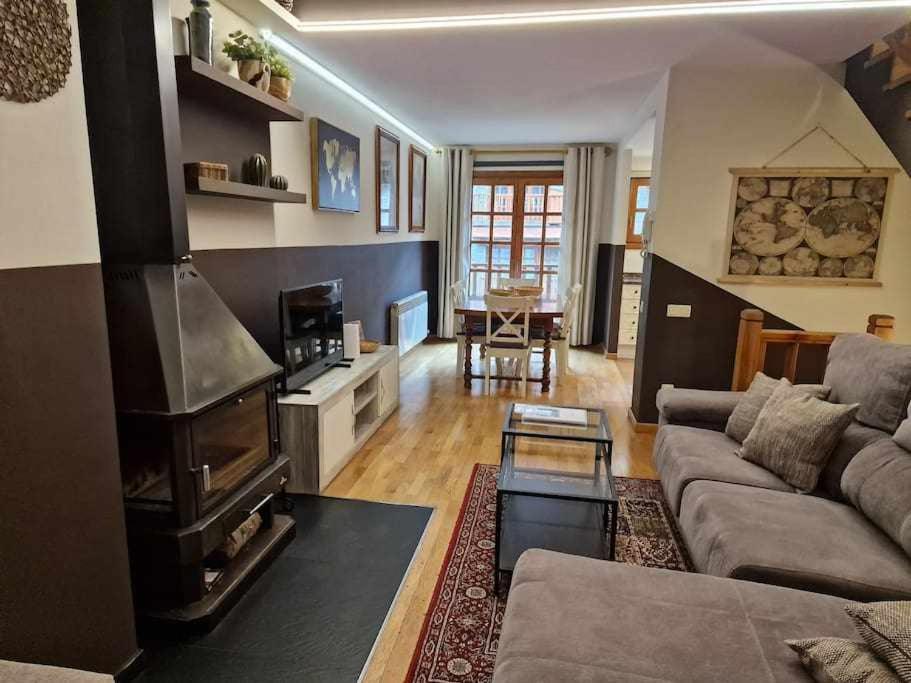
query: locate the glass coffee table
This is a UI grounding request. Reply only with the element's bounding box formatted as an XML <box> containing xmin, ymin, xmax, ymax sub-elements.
<box><xmin>495</xmin><ymin>403</ymin><xmax>617</xmax><ymax>594</ymax></box>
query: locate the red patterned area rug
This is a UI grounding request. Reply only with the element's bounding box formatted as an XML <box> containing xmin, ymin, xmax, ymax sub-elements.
<box><xmin>406</xmin><ymin>463</ymin><xmax>691</xmax><ymax>683</ymax></box>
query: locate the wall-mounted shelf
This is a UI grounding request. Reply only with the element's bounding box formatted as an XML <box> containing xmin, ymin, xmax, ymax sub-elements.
<box><xmin>186</xmin><ymin>177</ymin><xmax>307</xmax><ymax>204</ymax></box>
<box><xmin>175</xmin><ymin>56</ymin><xmax>304</xmax><ymax>123</ymax></box>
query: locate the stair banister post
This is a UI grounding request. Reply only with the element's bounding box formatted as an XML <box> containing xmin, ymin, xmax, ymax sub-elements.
<box><xmin>867</xmin><ymin>314</ymin><xmax>895</xmax><ymax>341</ymax></box>
<box><xmin>732</xmin><ymin>309</ymin><xmax>765</xmax><ymax>391</ymax></box>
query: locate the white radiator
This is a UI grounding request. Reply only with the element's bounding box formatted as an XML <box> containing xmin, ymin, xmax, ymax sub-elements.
<box><xmin>390</xmin><ymin>290</ymin><xmax>429</xmax><ymax>356</ymax></box>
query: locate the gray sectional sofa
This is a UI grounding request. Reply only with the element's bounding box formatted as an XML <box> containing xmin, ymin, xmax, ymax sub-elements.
<box><xmin>494</xmin><ymin>334</ymin><xmax>911</xmax><ymax>682</ymax></box>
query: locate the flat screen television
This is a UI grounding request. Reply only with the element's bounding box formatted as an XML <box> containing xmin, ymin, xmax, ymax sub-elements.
<box><xmin>278</xmin><ymin>279</ymin><xmax>344</xmax><ymax>392</ymax></box>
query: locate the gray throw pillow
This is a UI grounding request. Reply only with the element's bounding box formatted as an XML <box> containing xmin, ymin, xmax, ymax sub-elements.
<box><xmin>846</xmin><ymin>602</ymin><xmax>911</xmax><ymax>682</ymax></box>
<box><xmin>786</xmin><ymin>638</ymin><xmax>899</xmax><ymax>683</ymax></box>
<box><xmin>725</xmin><ymin>372</ymin><xmax>831</xmax><ymax>444</ymax></box>
<box><xmin>739</xmin><ymin>383</ymin><xmax>858</xmax><ymax>492</ymax></box>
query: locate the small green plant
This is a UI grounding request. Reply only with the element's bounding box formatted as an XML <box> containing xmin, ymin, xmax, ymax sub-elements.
<box><xmin>268</xmin><ymin>54</ymin><xmax>294</xmax><ymax>80</ymax></box>
<box><xmin>222</xmin><ymin>30</ymin><xmax>272</xmax><ymax>61</ymax></box>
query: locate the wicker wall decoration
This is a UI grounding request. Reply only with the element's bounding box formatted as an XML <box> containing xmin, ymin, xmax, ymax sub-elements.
<box><xmin>1</xmin><ymin>0</ymin><xmax>73</xmax><ymax>103</ymax></box>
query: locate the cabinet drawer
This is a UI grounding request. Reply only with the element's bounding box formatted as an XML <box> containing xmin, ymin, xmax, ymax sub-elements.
<box><xmin>622</xmin><ymin>285</ymin><xmax>641</xmax><ymax>300</ymax></box>
<box><xmin>618</xmin><ymin>331</ymin><xmax>638</xmax><ymax>345</ymax></box>
<box><xmin>620</xmin><ymin>313</ymin><xmax>639</xmax><ymax>330</ymax></box>
<box><xmin>617</xmin><ymin>344</ymin><xmax>636</xmax><ymax>360</ymax></box>
<box><xmin>620</xmin><ymin>300</ymin><xmax>641</xmax><ymax>316</ymax></box>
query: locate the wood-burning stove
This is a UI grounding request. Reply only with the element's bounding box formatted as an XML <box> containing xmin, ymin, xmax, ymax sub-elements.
<box><xmin>76</xmin><ymin>1</ymin><xmax>296</xmax><ymax>631</ymax></box>
<box><xmin>99</xmin><ymin>262</ymin><xmax>297</xmax><ymax>629</ymax></box>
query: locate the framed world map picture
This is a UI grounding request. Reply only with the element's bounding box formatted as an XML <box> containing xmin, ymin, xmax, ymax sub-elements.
<box><xmin>720</xmin><ymin>168</ymin><xmax>897</xmax><ymax>286</ymax></box>
<box><xmin>310</xmin><ymin>118</ymin><xmax>361</xmax><ymax>213</ymax></box>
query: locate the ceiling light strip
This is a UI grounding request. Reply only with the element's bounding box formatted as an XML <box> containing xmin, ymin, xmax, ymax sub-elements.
<box><xmin>263</xmin><ymin>31</ymin><xmax>436</xmax><ymax>150</ymax></box>
<box><xmin>295</xmin><ymin>0</ymin><xmax>911</xmax><ymax>32</ymax></box>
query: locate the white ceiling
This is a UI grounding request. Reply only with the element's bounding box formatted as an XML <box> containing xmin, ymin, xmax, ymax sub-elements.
<box><xmin>284</xmin><ymin>2</ymin><xmax>909</xmax><ymax>146</ymax></box>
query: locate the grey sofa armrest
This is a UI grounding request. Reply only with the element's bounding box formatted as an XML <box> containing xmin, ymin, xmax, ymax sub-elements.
<box><xmin>656</xmin><ymin>388</ymin><xmax>744</xmax><ymax>432</ymax></box>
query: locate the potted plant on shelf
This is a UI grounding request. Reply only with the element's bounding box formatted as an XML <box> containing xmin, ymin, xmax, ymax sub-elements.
<box><xmin>268</xmin><ymin>54</ymin><xmax>294</xmax><ymax>102</ymax></box>
<box><xmin>222</xmin><ymin>30</ymin><xmax>272</xmax><ymax>91</ymax></box>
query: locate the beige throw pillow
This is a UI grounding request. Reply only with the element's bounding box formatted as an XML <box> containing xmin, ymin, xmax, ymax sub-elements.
<box><xmin>787</xmin><ymin>638</ymin><xmax>899</xmax><ymax>683</ymax></box>
<box><xmin>846</xmin><ymin>602</ymin><xmax>911</xmax><ymax>682</ymax></box>
<box><xmin>739</xmin><ymin>382</ymin><xmax>858</xmax><ymax>492</ymax></box>
<box><xmin>725</xmin><ymin>372</ymin><xmax>830</xmax><ymax>444</ymax></box>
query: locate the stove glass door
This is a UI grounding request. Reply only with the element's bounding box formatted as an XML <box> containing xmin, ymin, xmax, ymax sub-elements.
<box><xmin>192</xmin><ymin>385</ymin><xmax>272</xmax><ymax>513</ymax></box>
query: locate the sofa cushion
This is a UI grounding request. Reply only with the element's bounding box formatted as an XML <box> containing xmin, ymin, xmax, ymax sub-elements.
<box><xmin>895</xmin><ymin>407</ymin><xmax>911</xmax><ymax>452</ymax></box>
<box><xmin>0</xmin><ymin>661</ymin><xmax>112</xmax><ymax>682</ymax></box>
<box><xmin>725</xmin><ymin>373</ymin><xmax>830</xmax><ymax>444</ymax></box>
<box><xmin>785</xmin><ymin>638</ymin><xmax>899</xmax><ymax>683</ymax></box>
<box><xmin>654</xmin><ymin>425</ymin><xmax>794</xmax><ymax>516</ymax></box>
<box><xmin>739</xmin><ymin>383</ymin><xmax>858</xmax><ymax>492</ymax></box>
<box><xmin>679</xmin><ymin>481</ymin><xmax>911</xmax><ymax>602</ymax></box>
<box><xmin>494</xmin><ymin>549</ymin><xmax>858</xmax><ymax>683</ymax></box>
<box><xmin>656</xmin><ymin>387</ymin><xmax>743</xmax><ymax>431</ymax></box>
<box><xmin>824</xmin><ymin>334</ymin><xmax>911</xmax><ymax>434</ymax></box>
<box><xmin>842</xmin><ymin>440</ymin><xmax>911</xmax><ymax>558</ymax></box>
<box><xmin>846</xmin><ymin>601</ymin><xmax>911</xmax><ymax>681</ymax></box>
<box><xmin>817</xmin><ymin>421</ymin><xmax>890</xmax><ymax>501</ymax></box>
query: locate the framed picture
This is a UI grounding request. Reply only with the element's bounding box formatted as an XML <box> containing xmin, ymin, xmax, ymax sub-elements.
<box><xmin>720</xmin><ymin>167</ymin><xmax>897</xmax><ymax>286</ymax></box>
<box><xmin>409</xmin><ymin>146</ymin><xmax>427</xmax><ymax>232</ymax></box>
<box><xmin>375</xmin><ymin>127</ymin><xmax>400</xmax><ymax>232</ymax></box>
<box><xmin>310</xmin><ymin>118</ymin><xmax>360</xmax><ymax>213</ymax></box>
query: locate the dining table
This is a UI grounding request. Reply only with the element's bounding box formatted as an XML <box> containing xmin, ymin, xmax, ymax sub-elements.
<box><xmin>455</xmin><ymin>296</ymin><xmax>564</xmax><ymax>392</ymax></box>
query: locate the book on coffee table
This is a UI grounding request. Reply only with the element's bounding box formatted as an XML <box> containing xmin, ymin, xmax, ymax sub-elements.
<box><xmin>517</xmin><ymin>404</ymin><xmax>588</xmax><ymax>427</ymax></box>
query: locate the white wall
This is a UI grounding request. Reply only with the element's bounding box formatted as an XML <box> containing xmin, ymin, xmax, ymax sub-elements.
<box><xmin>607</xmin><ymin>74</ymin><xmax>669</xmax><ymax>246</ymax></box>
<box><xmin>170</xmin><ymin>0</ymin><xmax>440</xmax><ymax>250</ymax></box>
<box><xmin>651</xmin><ymin>33</ymin><xmax>911</xmax><ymax>342</ymax></box>
<box><xmin>0</xmin><ymin>0</ymin><xmax>100</xmax><ymax>270</ymax></box>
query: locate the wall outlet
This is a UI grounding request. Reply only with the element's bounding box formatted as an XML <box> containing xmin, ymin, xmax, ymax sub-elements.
<box><xmin>666</xmin><ymin>304</ymin><xmax>692</xmax><ymax>318</ymax></box>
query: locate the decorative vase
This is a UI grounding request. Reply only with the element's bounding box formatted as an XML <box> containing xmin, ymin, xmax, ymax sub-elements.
<box><xmin>186</xmin><ymin>0</ymin><xmax>214</xmax><ymax>65</ymax></box>
<box><xmin>243</xmin><ymin>154</ymin><xmax>269</xmax><ymax>186</ymax></box>
<box><xmin>269</xmin><ymin>76</ymin><xmax>292</xmax><ymax>102</ymax></box>
<box><xmin>237</xmin><ymin>59</ymin><xmax>271</xmax><ymax>91</ymax></box>
<box><xmin>275</xmin><ymin>0</ymin><xmax>294</xmax><ymax>11</ymax></box>
<box><xmin>269</xmin><ymin>175</ymin><xmax>289</xmax><ymax>191</ymax></box>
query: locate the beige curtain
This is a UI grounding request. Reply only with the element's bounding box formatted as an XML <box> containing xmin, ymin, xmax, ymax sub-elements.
<box><xmin>437</xmin><ymin>148</ymin><xmax>474</xmax><ymax>338</ymax></box>
<box><xmin>559</xmin><ymin>146</ymin><xmax>608</xmax><ymax>346</ymax></box>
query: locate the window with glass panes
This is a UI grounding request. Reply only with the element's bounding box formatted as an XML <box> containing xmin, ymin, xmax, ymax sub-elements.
<box><xmin>469</xmin><ymin>173</ymin><xmax>564</xmax><ymax>300</ymax></box>
<box><xmin>626</xmin><ymin>177</ymin><xmax>650</xmax><ymax>246</ymax></box>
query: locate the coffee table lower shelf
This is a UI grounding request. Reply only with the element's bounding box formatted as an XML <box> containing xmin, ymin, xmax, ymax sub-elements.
<box><xmin>495</xmin><ymin>495</ymin><xmax>617</xmax><ymax>591</ymax></box>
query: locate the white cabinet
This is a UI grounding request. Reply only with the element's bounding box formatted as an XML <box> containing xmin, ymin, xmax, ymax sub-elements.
<box><xmin>278</xmin><ymin>345</ymin><xmax>400</xmax><ymax>494</ymax></box>
<box><xmin>378</xmin><ymin>353</ymin><xmax>399</xmax><ymax>417</ymax></box>
<box><xmin>617</xmin><ymin>282</ymin><xmax>642</xmax><ymax>360</ymax></box>
<box><xmin>320</xmin><ymin>392</ymin><xmax>355</xmax><ymax>485</ymax></box>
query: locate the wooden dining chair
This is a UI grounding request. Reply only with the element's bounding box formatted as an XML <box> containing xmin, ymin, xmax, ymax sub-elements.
<box><xmin>450</xmin><ymin>280</ymin><xmax>468</xmax><ymax>373</ymax></box>
<box><xmin>531</xmin><ymin>283</ymin><xmax>582</xmax><ymax>378</ymax></box>
<box><xmin>500</xmin><ymin>277</ymin><xmax>537</xmax><ymax>289</ymax></box>
<box><xmin>484</xmin><ymin>294</ymin><xmax>534</xmax><ymax>395</ymax></box>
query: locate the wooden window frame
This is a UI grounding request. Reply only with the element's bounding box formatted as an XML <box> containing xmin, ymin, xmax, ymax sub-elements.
<box><xmin>469</xmin><ymin>171</ymin><xmax>564</xmax><ymax>297</ymax></box>
<box><xmin>626</xmin><ymin>176</ymin><xmax>650</xmax><ymax>247</ymax></box>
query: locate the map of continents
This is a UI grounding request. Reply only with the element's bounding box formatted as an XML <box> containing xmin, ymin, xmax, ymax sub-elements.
<box><xmin>322</xmin><ymin>138</ymin><xmax>358</xmax><ymax>204</ymax></box>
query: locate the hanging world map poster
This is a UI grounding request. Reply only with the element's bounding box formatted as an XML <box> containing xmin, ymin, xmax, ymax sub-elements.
<box><xmin>310</xmin><ymin>118</ymin><xmax>361</xmax><ymax>213</ymax></box>
<box><xmin>722</xmin><ymin>168</ymin><xmax>896</xmax><ymax>284</ymax></box>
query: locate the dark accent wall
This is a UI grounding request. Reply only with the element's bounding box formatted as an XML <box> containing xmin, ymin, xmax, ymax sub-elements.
<box><xmin>0</xmin><ymin>264</ymin><xmax>139</xmax><ymax>674</ymax></box>
<box><xmin>592</xmin><ymin>244</ymin><xmax>625</xmax><ymax>352</ymax></box>
<box><xmin>631</xmin><ymin>254</ymin><xmax>826</xmax><ymax>424</ymax></box>
<box><xmin>192</xmin><ymin>241</ymin><xmax>438</xmax><ymax>362</ymax></box>
<box><xmin>845</xmin><ymin>49</ymin><xmax>911</xmax><ymax>177</ymax></box>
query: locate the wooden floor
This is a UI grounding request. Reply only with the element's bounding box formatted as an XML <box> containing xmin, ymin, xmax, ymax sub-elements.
<box><xmin>323</xmin><ymin>341</ymin><xmax>657</xmax><ymax>683</ymax></box>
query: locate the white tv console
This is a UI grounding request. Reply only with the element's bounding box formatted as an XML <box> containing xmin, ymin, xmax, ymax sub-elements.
<box><xmin>277</xmin><ymin>345</ymin><xmax>399</xmax><ymax>494</ymax></box>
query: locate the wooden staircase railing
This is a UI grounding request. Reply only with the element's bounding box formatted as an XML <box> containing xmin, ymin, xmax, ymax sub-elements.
<box><xmin>864</xmin><ymin>23</ymin><xmax>911</xmax><ymax>117</ymax></box>
<box><xmin>730</xmin><ymin>309</ymin><xmax>895</xmax><ymax>391</ymax></box>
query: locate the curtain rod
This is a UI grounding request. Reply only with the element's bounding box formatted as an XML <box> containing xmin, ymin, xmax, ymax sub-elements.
<box><xmin>471</xmin><ymin>144</ymin><xmax>613</xmax><ymax>155</ymax></box>
<box><xmin>472</xmin><ymin>148</ymin><xmax>568</xmax><ymax>155</ymax></box>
